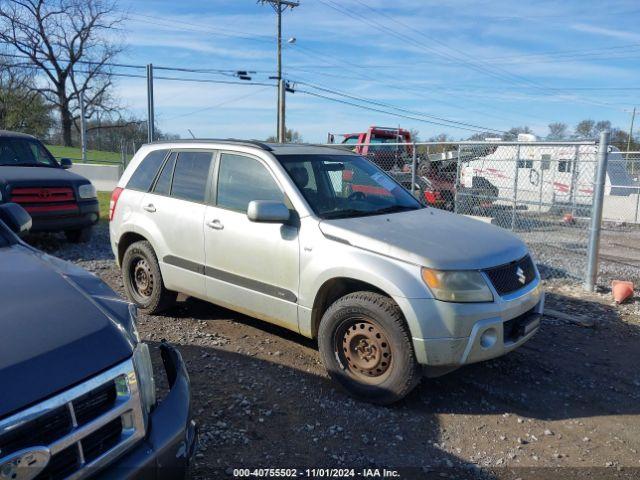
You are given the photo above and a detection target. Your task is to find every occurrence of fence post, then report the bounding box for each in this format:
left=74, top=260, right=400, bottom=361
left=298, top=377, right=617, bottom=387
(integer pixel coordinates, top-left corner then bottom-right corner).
left=511, top=145, right=520, bottom=231
left=584, top=131, right=610, bottom=292
left=454, top=144, right=462, bottom=214
left=79, top=91, right=87, bottom=163
left=411, top=141, right=417, bottom=196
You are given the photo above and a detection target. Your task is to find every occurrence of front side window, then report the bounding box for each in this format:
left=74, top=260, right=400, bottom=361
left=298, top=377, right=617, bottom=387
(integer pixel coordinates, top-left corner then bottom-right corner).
left=277, top=154, right=422, bottom=219
left=127, top=149, right=168, bottom=191
left=558, top=160, right=572, bottom=173
left=0, top=138, right=57, bottom=167
left=170, top=151, right=213, bottom=203
left=216, top=153, right=284, bottom=212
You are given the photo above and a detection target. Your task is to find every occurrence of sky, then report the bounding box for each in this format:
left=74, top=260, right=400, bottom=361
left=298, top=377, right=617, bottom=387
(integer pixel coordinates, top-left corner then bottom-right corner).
left=111, top=0, right=640, bottom=142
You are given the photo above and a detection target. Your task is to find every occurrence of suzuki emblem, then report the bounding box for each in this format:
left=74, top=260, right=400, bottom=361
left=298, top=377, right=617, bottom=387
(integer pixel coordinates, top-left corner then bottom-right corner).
left=0, top=447, right=51, bottom=480
left=516, top=267, right=526, bottom=284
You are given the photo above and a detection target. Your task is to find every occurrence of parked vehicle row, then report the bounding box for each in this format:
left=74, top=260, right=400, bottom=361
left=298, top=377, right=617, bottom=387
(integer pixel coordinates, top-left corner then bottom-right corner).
left=110, top=140, right=544, bottom=405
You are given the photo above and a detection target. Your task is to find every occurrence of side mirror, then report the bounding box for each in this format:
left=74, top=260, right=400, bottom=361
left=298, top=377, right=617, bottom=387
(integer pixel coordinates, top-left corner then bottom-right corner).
left=0, top=203, right=32, bottom=235
left=247, top=200, right=290, bottom=223
left=60, top=158, right=73, bottom=169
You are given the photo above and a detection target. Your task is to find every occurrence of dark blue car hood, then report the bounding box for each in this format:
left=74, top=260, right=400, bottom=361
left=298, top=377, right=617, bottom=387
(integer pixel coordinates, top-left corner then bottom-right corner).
left=0, top=165, right=89, bottom=187
left=0, top=244, right=135, bottom=419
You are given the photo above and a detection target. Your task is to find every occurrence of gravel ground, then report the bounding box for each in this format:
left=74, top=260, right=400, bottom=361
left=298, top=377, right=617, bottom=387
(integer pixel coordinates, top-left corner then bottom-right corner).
left=30, top=223, right=640, bottom=479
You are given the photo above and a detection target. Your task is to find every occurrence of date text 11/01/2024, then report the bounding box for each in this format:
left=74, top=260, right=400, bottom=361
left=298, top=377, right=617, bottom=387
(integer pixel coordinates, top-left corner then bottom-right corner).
left=233, top=468, right=401, bottom=478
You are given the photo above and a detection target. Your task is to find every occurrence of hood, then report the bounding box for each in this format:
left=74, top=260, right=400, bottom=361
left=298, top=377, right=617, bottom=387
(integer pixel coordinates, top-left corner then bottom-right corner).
left=0, top=244, right=135, bottom=419
left=319, top=208, right=528, bottom=270
left=0, top=165, right=89, bottom=187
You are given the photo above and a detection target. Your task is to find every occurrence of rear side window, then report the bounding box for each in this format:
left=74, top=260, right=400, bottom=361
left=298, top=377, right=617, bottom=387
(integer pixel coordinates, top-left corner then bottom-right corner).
left=170, top=152, right=213, bottom=203
left=127, top=149, right=168, bottom=191
left=153, top=152, right=177, bottom=196
left=216, top=153, right=283, bottom=212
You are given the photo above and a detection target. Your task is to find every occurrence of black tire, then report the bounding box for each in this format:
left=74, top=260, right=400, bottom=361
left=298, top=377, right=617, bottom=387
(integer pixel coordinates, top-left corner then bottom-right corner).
left=122, top=240, right=176, bottom=314
left=64, top=226, right=92, bottom=243
left=318, top=291, right=421, bottom=405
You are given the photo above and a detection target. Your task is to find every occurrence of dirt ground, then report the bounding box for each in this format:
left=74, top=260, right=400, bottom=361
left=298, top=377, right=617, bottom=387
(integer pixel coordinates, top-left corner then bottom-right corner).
left=35, top=225, right=640, bottom=479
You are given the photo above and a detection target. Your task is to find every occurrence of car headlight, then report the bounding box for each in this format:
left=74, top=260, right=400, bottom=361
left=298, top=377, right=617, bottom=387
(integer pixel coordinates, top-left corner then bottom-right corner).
left=78, top=183, right=97, bottom=199
left=132, top=343, right=156, bottom=415
left=421, top=267, right=494, bottom=303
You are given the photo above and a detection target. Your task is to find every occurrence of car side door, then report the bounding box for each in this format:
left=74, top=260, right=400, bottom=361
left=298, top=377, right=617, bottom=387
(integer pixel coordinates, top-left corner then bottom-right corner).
left=203, top=151, right=300, bottom=332
left=140, top=150, right=215, bottom=299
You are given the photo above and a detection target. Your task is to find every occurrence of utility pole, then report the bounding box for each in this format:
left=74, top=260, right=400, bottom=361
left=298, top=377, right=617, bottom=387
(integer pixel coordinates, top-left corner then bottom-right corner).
left=146, top=64, right=155, bottom=143
left=259, top=0, right=299, bottom=142
left=627, top=107, right=636, bottom=174
left=79, top=91, right=87, bottom=162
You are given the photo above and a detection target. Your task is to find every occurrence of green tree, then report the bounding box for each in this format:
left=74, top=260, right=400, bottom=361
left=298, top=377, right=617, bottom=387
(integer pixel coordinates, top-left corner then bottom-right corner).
left=266, top=129, right=303, bottom=143
left=0, top=58, right=52, bottom=137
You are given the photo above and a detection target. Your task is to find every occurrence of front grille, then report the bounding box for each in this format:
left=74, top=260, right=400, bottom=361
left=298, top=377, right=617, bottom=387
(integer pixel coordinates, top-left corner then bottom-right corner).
left=9, top=186, right=78, bottom=215
left=484, top=255, right=536, bottom=296
left=0, top=360, right=145, bottom=480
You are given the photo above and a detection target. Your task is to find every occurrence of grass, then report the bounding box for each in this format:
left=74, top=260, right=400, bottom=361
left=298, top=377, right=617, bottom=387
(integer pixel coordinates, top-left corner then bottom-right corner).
left=97, top=191, right=111, bottom=221
left=46, top=145, right=132, bottom=165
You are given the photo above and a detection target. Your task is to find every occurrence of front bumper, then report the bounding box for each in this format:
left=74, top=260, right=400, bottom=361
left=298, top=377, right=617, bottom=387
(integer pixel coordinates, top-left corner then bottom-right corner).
left=397, top=278, right=544, bottom=367
left=29, top=199, right=100, bottom=232
left=97, top=344, right=198, bottom=480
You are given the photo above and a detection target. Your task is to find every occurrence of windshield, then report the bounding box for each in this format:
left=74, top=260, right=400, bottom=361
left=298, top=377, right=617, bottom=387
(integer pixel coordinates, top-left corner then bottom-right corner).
left=0, top=138, right=58, bottom=167
left=277, top=154, right=422, bottom=219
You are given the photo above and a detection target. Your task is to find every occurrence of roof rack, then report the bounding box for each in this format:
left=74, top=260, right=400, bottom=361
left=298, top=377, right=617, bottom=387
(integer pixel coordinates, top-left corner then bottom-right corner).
left=148, top=138, right=274, bottom=151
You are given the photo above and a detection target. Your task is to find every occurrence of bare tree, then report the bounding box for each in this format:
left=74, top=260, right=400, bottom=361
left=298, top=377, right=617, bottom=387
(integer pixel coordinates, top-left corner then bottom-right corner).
left=547, top=122, right=568, bottom=140
left=0, top=0, right=125, bottom=146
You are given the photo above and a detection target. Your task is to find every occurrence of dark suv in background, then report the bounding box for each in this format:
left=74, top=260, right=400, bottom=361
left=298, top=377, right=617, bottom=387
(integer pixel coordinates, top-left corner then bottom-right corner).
left=0, top=131, right=99, bottom=242
left=0, top=203, right=197, bottom=479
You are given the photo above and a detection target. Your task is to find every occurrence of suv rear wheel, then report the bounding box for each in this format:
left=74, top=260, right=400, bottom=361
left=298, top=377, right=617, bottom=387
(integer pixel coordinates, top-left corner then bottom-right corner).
left=318, top=291, right=421, bottom=405
left=122, top=240, right=176, bottom=314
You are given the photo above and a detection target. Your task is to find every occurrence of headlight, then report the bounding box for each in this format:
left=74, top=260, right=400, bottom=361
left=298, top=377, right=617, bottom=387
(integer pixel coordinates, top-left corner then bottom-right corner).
left=78, top=183, right=97, bottom=199
left=421, top=267, right=493, bottom=303
left=132, top=343, right=156, bottom=414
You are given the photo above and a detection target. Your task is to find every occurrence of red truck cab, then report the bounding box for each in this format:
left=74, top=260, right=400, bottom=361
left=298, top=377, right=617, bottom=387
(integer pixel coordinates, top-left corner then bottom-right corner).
left=330, top=126, right=413, bottom=171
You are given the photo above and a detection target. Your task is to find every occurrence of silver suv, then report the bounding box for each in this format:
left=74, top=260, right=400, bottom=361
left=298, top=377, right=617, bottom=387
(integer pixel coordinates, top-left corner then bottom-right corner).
left=109, top=140, right=544, bottom=404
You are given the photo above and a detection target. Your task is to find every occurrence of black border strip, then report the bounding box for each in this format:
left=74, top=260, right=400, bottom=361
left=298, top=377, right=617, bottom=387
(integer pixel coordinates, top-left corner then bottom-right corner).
left=163, top=255, right=297, bottom=303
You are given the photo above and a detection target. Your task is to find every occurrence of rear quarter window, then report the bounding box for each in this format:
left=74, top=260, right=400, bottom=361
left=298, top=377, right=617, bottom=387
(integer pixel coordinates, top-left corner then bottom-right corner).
left=126, top=149, right=169, bottom=191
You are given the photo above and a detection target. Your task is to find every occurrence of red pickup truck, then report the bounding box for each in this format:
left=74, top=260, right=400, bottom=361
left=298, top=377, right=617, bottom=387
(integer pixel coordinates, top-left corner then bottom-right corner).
left=328, top=126, right=456, bottom=210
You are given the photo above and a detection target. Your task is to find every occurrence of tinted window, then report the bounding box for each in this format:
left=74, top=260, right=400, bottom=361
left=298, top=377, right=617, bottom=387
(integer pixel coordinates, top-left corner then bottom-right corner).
left=153, top=152, right=176, bottom=196
left=170, top=151, right=213, bottom=202
left=127, top=149, right=168, bottom=191
left=217, top=154, right=284, bottom=212
left=0, top=138, right=57, bottom=166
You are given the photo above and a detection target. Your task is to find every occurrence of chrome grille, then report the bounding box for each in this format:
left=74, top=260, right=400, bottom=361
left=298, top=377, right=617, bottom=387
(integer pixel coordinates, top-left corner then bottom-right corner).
left=0, top=360, right=145, bottom=480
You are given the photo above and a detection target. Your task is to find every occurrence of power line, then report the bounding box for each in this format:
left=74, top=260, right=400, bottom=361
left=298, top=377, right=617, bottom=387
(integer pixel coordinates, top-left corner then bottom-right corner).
left=162, top=86, right=273, bottom=120
left=294, top=80, right=506, bottom=134
left=295, top=89, right=500, bottom=134
left=322, top=0, right=624, bottom=112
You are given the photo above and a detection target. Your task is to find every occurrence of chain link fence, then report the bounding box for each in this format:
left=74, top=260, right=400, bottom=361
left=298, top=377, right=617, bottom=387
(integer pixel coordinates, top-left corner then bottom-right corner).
left=325, top=139, right=640, bottom=286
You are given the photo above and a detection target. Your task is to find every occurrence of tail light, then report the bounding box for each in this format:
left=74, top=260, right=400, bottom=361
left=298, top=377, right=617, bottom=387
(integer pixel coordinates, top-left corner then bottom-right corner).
left=424, top=189, right=442, bottom=205
left=109, top=187, right=123, bottom=221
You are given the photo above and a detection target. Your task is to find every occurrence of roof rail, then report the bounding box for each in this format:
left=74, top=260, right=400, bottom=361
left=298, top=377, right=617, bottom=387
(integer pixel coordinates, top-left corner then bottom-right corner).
left=148, top=138, right=274, bottom=151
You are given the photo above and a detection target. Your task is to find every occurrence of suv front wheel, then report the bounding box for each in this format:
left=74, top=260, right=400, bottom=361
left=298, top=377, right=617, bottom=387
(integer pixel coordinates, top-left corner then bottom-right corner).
left=318, top=291, right=421, bottom=405
left=122, top=240, right=176, bottom=314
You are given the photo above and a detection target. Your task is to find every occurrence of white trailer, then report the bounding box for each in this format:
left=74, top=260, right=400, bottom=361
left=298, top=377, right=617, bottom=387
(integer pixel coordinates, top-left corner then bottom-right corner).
left=461, top=134, right=637, bottom=212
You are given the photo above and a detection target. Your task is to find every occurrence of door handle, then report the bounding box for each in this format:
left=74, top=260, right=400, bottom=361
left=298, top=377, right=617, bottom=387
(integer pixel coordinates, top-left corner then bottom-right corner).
left=207, top=219, right=224, bottom=230
left=143, top=203, right=156, bottom=213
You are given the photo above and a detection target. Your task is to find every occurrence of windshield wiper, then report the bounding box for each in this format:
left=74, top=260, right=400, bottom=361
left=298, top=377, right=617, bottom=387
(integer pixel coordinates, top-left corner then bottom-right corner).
left=322, top=209, right=371, bottom=219
left=366, top=205, right=422, bottom=216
